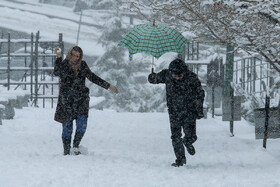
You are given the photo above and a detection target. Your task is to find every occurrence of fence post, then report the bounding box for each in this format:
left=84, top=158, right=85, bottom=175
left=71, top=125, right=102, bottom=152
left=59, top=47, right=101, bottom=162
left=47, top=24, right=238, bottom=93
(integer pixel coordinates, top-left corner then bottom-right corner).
left=7, top=33, right=11, bottom=90
left=269, top=64, right=274, bottom=91
left=34, top=31, right=39, bottom=107
left=253, top=57, right=256, bottom=93
left=260, top=59, right=263, bottom=94
left=24, top=42, right=27, bottom=90
left=30, top=33, right=34, bottom=101
left=196, top=42, right=199, bottom=60
left=59, top=33, right=64, bottom=57
left=187, top=42, right=190, bottom=60
left=191, top=42, right=194, bottom=60
left=246, top=59, right=249, bottom=92
left=212, top=85, right=215, bottom=118
left=249, top=58, right=253, bottom=93
left=263, top=95, right=270, bottom=148
left=0, top=30, right=3, bottom=52
left=241, top=59, right=245, bottom=90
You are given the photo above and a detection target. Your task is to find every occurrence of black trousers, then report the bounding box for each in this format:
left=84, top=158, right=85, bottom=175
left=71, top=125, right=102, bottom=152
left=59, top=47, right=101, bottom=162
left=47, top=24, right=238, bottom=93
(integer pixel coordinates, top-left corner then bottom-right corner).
left=169, top=111, right=197, bottom=160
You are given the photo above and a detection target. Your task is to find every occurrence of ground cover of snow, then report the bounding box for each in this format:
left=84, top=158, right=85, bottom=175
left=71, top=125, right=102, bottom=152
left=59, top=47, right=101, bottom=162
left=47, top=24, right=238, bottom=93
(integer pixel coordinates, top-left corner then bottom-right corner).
left=0, top=106, right=279, bottom=187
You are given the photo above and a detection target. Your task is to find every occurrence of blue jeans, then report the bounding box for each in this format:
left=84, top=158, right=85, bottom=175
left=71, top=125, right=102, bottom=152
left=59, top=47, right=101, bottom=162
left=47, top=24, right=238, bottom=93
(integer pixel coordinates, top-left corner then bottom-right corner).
left=62, top=115, right=88, bottom=139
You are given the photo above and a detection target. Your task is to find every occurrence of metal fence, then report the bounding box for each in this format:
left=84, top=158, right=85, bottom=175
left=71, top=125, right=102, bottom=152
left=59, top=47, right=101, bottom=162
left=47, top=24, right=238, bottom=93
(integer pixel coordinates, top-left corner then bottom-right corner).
left=0, top=31, right=64, bottom=108
left=181, top=41, right=204, bottom=76
left=233, top=56, right=279, bottom=98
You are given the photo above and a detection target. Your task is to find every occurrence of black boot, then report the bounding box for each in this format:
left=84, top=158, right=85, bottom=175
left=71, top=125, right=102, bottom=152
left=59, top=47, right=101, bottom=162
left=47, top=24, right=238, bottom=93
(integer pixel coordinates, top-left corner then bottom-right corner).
left=185, top=144, right=195, bottom=155
left=62, top=138, right=71, bottom=155
left=183, top=136, right=197, bottom=156
left=171, top=157, right=187, bottom=167
left=73, top=132, right=85, bottom=155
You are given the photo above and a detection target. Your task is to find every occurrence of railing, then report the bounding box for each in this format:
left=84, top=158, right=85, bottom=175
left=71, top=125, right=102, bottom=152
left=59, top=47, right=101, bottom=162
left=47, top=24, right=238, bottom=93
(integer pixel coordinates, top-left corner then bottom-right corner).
left=0, top=31, right=64, bottom=108
left=233, top=56, right=280, bottom=108
left=233, top=56, right=278, bottom=96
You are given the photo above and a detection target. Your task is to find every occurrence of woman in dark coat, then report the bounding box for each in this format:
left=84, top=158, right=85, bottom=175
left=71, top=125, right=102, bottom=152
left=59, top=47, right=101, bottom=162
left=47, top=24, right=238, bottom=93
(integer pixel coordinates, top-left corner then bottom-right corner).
left=54, top=46, right=118, bottom=155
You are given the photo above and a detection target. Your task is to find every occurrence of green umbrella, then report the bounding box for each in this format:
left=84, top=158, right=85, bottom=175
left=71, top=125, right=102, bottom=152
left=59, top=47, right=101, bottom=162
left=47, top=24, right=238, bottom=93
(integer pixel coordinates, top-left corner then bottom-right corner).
left=119, top=22, right=188, bottom=59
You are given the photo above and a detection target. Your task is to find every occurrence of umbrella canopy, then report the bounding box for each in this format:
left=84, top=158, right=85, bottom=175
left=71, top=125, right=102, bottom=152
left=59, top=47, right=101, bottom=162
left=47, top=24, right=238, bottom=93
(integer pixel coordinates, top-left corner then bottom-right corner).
left=119, top=23, right=188, bottom=59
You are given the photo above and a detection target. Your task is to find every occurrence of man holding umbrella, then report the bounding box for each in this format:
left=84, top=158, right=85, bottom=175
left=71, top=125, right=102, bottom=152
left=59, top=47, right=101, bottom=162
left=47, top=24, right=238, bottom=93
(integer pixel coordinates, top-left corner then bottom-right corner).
left=148, top=58, right=205, bottom=167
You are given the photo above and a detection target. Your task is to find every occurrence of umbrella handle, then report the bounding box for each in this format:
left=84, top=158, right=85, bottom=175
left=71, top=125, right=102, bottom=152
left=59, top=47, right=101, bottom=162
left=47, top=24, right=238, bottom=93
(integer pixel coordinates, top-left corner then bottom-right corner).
left=151, top=68, right=154, bottom=73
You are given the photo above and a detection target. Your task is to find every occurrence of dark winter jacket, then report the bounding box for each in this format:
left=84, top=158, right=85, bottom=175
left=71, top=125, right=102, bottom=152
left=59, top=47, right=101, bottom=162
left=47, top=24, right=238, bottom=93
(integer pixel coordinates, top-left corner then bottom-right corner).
left=54, top=57, right=110, bottom=124
left=148, top=68, right=205, bottom=119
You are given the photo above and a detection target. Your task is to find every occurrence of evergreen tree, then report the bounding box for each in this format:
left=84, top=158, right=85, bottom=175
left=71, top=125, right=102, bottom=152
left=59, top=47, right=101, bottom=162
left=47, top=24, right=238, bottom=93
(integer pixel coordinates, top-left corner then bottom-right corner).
left=89, top=16, right=167, bottom=111
left=88, top=1, right=169, bottom=112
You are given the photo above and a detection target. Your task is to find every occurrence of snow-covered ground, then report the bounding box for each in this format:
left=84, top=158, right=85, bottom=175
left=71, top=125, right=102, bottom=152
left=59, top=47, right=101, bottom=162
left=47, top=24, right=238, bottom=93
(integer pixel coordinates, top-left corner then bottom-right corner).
left=0, top=105, right=280, bottom=187
left=0, top=1, right=280, bottom=186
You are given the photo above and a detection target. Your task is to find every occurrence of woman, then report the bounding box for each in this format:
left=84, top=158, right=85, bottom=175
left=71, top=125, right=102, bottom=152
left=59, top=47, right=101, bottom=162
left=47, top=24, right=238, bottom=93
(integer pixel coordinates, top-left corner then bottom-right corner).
left=54, top=46, right=118, bottom=155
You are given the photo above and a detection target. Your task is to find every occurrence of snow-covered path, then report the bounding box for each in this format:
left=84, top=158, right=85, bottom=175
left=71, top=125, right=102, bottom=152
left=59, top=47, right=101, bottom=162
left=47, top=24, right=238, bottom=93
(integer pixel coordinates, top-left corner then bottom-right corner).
left=0, top=107, right=279, bottom=187
left=0, top=0, right=279, bottom=186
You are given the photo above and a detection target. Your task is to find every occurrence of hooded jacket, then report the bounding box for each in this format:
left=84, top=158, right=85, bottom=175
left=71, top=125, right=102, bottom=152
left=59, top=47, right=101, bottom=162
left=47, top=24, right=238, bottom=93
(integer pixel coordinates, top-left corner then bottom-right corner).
left=148, top=59, right=205, bottom=119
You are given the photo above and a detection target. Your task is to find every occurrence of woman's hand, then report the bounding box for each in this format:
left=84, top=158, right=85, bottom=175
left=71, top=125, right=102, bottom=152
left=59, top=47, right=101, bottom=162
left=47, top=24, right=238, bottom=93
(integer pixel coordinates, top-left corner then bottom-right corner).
left=109, top=85, right=119, bottom=94
left=54, top=47, right=62, bottom=58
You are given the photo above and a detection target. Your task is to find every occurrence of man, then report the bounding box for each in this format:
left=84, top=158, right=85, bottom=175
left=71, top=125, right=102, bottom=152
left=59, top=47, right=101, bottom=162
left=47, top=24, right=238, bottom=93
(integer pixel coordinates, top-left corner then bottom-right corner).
left=148, top=58, right=205, bottom=167
left=54, top=46, right=118, bottom=155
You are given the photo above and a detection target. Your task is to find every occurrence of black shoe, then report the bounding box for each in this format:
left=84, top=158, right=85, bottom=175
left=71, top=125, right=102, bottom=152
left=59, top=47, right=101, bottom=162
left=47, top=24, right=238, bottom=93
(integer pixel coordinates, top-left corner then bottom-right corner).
left=186, top=144, right=195, bottom=155
left=171, top=158, right=186, bottom=167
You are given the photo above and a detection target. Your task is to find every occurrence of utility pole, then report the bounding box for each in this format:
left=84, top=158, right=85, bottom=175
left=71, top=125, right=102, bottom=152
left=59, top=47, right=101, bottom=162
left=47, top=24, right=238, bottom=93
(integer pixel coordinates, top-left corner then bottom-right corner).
left=76, top=10, right=83, bottom=45
left=73, top=0, right=88, bottom=45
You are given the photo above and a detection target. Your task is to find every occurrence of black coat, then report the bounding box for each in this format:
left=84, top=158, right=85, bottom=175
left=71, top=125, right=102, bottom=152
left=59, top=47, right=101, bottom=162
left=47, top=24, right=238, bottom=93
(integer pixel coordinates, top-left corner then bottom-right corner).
left=148, top=69, right=205, bottom=119
left=54, top=57, right=110, bottom=124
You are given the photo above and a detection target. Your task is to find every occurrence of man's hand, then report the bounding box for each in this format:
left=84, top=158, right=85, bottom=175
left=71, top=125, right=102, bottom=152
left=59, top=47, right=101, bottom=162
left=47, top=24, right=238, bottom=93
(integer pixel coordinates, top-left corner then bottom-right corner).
left=109, top=85, right=119, bottom=94
left=196, top=111, right=204, bottom=119
left=54, top=47, right=62, bottom=58
left=148, top=73, right=157, bottom=83
left=196, top=101, right=204, bottom=119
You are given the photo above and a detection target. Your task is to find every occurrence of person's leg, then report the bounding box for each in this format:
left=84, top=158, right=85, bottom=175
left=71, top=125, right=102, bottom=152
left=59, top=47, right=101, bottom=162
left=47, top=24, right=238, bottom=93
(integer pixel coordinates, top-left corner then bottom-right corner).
left=182, top=118, right=197, bottom=155
left=73, top=115, right=88, bottom=154
left=62, top=119, right=74, bottom=155
left=169, top=112, right=186, bottom=166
